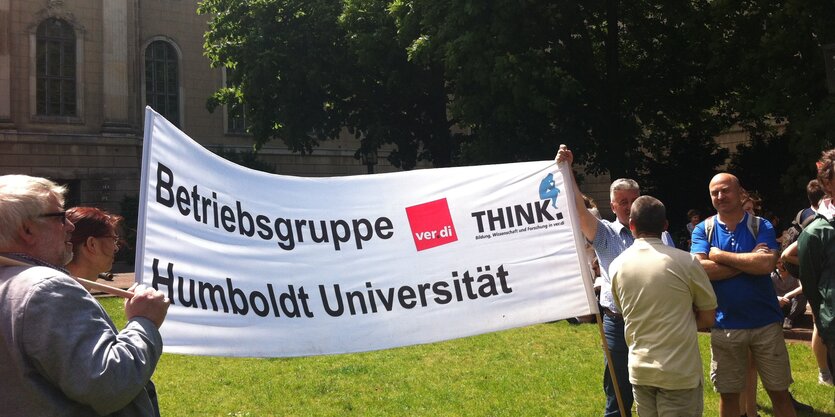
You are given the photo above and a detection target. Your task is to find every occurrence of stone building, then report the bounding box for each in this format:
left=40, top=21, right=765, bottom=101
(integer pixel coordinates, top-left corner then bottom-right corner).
left=0, top=0, right=390, bottom=212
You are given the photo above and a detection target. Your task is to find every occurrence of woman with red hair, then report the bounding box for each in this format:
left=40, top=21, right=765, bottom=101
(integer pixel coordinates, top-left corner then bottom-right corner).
left=66, top=207, right=123, bottom=281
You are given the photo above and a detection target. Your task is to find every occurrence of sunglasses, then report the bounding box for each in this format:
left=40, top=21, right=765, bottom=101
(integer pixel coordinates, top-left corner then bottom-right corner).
left=39, top=211, right=68, bottom=225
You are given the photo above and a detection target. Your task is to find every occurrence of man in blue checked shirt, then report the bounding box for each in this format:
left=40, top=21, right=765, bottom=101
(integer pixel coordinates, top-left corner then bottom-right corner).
left=556, top=145, right=675, bottom=417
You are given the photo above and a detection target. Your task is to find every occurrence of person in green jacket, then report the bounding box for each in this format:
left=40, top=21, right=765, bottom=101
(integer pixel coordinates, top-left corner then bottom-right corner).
left=798, top=149, right=835, bottom=370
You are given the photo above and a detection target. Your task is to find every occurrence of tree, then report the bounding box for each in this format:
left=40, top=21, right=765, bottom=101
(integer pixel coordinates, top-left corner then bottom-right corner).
left=200, top=0, right=353, bottom=155
left=211, top=146, right=277, bottom=173
left=340, top=0, right=457, bottom=168
left=727, top=136, right=805, bottom=229
left=199, top=0, right=458, bottom=169
left=387, top=0, right=835, bottom=230
left=393, top=0, right=731, bottom=227
left=715, top=0, right=835, bottom=225
left=390, top=0, right=596, bottom=167
left=200, top=0, right=733, bottom=180
left=206, top=0, right=835, bottom=234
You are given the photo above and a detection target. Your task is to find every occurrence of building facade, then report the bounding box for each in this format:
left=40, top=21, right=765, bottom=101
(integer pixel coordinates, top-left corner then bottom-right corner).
left=0, top=0, right=389, bottom=212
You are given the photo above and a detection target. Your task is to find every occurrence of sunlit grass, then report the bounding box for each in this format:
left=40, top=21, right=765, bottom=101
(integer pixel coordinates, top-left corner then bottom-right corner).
left=100, top=298, right=834, bottom=416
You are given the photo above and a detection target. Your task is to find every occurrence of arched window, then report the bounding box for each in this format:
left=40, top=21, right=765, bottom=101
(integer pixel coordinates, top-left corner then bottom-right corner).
left=145, top=40, right=180, bottom=127
left=36, top=18, right=76, bottom=117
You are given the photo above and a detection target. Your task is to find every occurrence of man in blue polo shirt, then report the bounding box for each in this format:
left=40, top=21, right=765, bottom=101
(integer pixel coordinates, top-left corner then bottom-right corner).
left=557, top=145, right=675, bottom=417
left=691, top=173, right=796, bottom=417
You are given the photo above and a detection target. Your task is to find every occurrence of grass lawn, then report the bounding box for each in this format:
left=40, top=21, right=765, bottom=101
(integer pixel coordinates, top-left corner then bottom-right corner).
left=101, top=298, right=835, bottom=416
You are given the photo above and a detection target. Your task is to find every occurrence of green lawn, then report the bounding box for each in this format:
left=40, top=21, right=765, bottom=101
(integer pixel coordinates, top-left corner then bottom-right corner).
left=101, top=298, right=835, bottom=416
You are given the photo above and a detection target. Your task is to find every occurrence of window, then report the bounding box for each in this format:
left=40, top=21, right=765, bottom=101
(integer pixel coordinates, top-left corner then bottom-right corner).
left=145, top=40, right=180, bottom=127
left=228, top=102, right=249, bottom=134
left=225, top=68, right=249, bottom=134
left=36, top=18, right=76, bottom=117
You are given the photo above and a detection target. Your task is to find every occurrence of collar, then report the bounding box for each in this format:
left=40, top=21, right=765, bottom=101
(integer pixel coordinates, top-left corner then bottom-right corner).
left=0, top=252, right=69, bottom=275
left=715, top=211, right=749, bottom=230
left=818, top=198, right=835, bottom=221
left=610, top=219, right=631, bottom=235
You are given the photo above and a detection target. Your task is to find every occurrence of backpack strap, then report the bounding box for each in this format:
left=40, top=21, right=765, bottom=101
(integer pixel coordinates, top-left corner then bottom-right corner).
left=794, top=209, right=805, bottom=226
left=800, top=210, right=817, bottom=229
left=791, top=208, right=815, bottom=230
left=705, top=214, right=760, bottom=244
left=705, top=216, right=715, bottom=243
left=746, top=214, right=759, bottom=239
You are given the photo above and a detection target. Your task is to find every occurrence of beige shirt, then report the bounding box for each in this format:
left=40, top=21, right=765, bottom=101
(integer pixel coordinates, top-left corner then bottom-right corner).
left=611, top=238, right=717, bottom=389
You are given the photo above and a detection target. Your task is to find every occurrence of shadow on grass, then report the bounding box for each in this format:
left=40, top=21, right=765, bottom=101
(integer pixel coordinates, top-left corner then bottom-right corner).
left=758, top=405, right=835, bottom=417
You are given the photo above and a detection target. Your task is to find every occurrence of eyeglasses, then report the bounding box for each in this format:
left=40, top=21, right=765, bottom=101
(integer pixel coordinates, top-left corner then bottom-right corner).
left=100, top=234, right=120, bottom=248
left=39, top=211, right=68, bottom=225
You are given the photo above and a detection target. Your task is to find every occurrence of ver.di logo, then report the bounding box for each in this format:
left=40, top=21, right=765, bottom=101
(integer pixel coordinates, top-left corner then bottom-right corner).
left=405, top=198, right=458, bottom=251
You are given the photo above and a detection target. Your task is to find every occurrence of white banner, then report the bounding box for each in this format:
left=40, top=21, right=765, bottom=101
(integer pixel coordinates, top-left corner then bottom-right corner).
left=136, top=107, right=597, bottom=357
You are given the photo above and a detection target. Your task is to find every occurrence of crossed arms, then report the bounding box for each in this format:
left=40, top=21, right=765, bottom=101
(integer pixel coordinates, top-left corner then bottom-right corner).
left=695, top=243, right=777, bottom=281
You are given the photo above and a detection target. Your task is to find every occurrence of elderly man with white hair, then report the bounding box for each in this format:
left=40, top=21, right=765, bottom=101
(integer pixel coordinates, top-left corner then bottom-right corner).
left=0, top=174, right=170, bottom=416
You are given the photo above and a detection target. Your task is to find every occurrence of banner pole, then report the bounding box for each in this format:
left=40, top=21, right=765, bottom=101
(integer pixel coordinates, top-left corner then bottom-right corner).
left=556, top=157, right=625, bottom=414
left=134, top=106, right=157, bottom=287
left=0, top=254, right=134, bottom=298
left=596, top=311, right=627, bottom=417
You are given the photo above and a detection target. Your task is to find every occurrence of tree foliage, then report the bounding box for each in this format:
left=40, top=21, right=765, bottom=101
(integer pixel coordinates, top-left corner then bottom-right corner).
left=339, top=0, right=456, bottom=168
left=199, top=0, right=456, bottom=169
left=200, top=0, right=351, bottom=154
left=198, top=0, right=835, bottom=228
left=714, top=0, right=835, bottom=226
left=211, top=146, right=277, bottom=173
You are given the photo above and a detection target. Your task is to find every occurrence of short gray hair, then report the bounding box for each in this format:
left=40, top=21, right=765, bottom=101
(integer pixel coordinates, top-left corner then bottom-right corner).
left=0, top=175, right=67, bottom=247
left=610, top=178, right=640, bottom=201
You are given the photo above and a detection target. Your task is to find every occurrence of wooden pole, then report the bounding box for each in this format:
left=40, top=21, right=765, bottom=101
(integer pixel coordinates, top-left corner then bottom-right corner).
left=596, top=310, right=627, bottom=417
left=74, top=275, right=135, bottom=299
left=0, top=254, right=134, bottom=299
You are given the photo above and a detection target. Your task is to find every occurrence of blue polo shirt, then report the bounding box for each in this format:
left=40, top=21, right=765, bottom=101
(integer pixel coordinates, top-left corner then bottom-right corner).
left=690, top=213, right=783, bottom=329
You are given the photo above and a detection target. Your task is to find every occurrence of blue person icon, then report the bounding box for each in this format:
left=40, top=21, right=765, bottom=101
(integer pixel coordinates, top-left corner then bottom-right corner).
left=539, top=173, right=560, bottom=208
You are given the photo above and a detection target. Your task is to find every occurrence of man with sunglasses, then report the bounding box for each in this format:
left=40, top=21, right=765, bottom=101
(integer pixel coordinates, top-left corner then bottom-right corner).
left=0, top=175, right=170, bottom=416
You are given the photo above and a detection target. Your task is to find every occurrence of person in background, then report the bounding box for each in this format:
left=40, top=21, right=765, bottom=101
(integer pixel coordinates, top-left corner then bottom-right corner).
left=798, top=149, right=835, bottom=391
left=771, top=259, right=806, bottom=330
left=686, top=209, right=701, bottom=249
left=728, top=187, right=768, bottom=416
left=0, top=174, right=169, bottom=416
left=741, top=190, right=762, bottom=216
left=730, top=187, right=811, bottom=416
left=687, top=209, right=701, bottom=235
left=66, top=207, right=123, bottom=282
left=781, top=178, right=832, bottom=385
left=66, top=207, right=165, bottom=415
